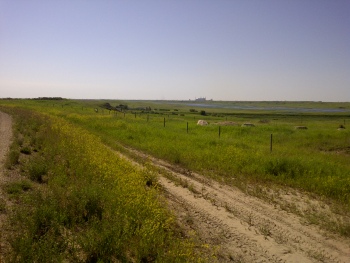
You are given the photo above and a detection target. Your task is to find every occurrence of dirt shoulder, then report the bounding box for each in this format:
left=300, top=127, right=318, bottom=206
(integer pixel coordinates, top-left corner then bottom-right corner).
left=120, top=145, right=350, bottom=263
left=0, top=111, right=12, bottom=182
left=0, top=111, right=13, bottom=261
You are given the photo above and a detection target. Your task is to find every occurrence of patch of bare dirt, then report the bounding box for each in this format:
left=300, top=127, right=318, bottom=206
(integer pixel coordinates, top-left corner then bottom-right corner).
left=119, top=145, right=350, bottom=263
left=0, top=111, right=13, bottom=261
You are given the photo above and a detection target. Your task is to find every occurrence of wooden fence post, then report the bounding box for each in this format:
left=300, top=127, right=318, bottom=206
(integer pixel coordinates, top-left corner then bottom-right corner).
left=270, top=134, right=273, bottom=153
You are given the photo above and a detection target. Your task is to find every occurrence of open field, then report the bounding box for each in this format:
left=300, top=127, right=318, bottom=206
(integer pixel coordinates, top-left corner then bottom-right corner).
left=1, top=99, right=350, bottom=262
left=7, top=99, right=349, bottom=203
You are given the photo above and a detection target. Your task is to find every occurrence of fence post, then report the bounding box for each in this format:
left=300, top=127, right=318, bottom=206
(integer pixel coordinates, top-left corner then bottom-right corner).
left=219, top=126, right=221, bottom=138
left=270, top=134, right=273, bottom=153
left=187, top=122, right=188, bottom=133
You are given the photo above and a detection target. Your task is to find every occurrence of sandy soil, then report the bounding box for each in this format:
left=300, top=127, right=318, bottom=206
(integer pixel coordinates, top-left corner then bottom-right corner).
left=121, top=146, right=350, bottom=263
left=0, top=111, right=13, bottom=261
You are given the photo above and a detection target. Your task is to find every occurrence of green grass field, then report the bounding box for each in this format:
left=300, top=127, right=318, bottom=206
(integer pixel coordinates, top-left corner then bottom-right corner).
left=2, top=99, right=350, bottom=205
left=1, top=98, right=350, bottom=260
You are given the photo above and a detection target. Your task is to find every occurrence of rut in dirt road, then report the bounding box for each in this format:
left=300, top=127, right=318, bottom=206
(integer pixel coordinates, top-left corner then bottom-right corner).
left=121, top=146, right=350, bottom=263
left=0, top=111, right=13, bottom=261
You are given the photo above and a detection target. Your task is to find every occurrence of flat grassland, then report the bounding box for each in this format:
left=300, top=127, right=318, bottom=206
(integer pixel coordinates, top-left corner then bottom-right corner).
left=39, top=99, right=350, bottom=205
left=1, top=99, right=350, bottom=262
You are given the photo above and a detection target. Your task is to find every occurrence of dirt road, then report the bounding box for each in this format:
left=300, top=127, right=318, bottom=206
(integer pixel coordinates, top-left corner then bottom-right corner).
left=0, top=111, right=13, bottom=261
left=0, top=112, right=12, bottom=176
left=122, top=146, right=350, bottom=263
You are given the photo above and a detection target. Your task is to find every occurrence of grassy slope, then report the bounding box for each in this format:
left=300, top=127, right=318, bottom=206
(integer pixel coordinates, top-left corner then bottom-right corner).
left=1, top=106, right=207, bottom=262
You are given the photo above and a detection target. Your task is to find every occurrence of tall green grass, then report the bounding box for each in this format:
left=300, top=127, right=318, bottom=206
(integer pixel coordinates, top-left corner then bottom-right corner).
left=1, top=107, right=207, bottom=262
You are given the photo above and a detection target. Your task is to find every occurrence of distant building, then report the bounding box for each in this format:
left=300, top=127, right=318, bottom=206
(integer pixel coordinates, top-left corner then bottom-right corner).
left=195, top=97, right=206, bottom=101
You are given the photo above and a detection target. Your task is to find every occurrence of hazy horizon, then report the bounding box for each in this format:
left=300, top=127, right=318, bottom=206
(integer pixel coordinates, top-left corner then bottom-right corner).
left=1, top=1, right=349, bottom=102
left=3, top=97, right=350, bottom=104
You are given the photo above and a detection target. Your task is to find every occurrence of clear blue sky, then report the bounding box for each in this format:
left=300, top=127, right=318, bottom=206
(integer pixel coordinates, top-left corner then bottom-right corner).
left=1, top=0, right=349, bottom=101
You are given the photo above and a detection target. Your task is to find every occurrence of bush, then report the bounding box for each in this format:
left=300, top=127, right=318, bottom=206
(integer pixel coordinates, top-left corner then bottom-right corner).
left=28, top=160, right=47, bottom=183
left=20, top=146, right=31, bottom=155
left=5, top=180, right=32, bottom=195
left=5, top=149, right=20, bottom=168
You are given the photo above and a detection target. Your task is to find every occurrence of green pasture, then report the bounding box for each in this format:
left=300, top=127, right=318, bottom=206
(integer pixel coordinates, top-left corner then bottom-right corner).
left=2, top=99, right=349, bottom=207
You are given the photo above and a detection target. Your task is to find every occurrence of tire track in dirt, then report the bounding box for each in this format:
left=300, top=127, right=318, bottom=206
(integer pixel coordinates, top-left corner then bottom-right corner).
left=120, top=145, right=350, bottom=263
left=0, top=111, right=13, bottom=262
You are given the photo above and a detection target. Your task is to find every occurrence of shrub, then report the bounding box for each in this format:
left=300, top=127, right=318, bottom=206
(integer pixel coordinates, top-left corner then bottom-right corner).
left=20, top=146, right=31, bottom=155
left=5, top=180, right=32, bottom=195
left=28, top=160, right=47, bottom=183
left=5, top=149, right=20, bottom=168
left=17, top=135, right=24, bottom=147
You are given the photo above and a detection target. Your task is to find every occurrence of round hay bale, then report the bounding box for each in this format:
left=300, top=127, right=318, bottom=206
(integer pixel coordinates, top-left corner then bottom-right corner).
left=197, top=120, right=208, bottom=126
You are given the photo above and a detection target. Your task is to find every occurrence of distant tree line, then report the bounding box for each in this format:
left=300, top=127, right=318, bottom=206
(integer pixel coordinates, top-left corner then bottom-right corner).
left=101, top=102, right=152, bottom=112
left=33, top=97, right=65, bottom=100
left=1, top=97, right=65, bottom=100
